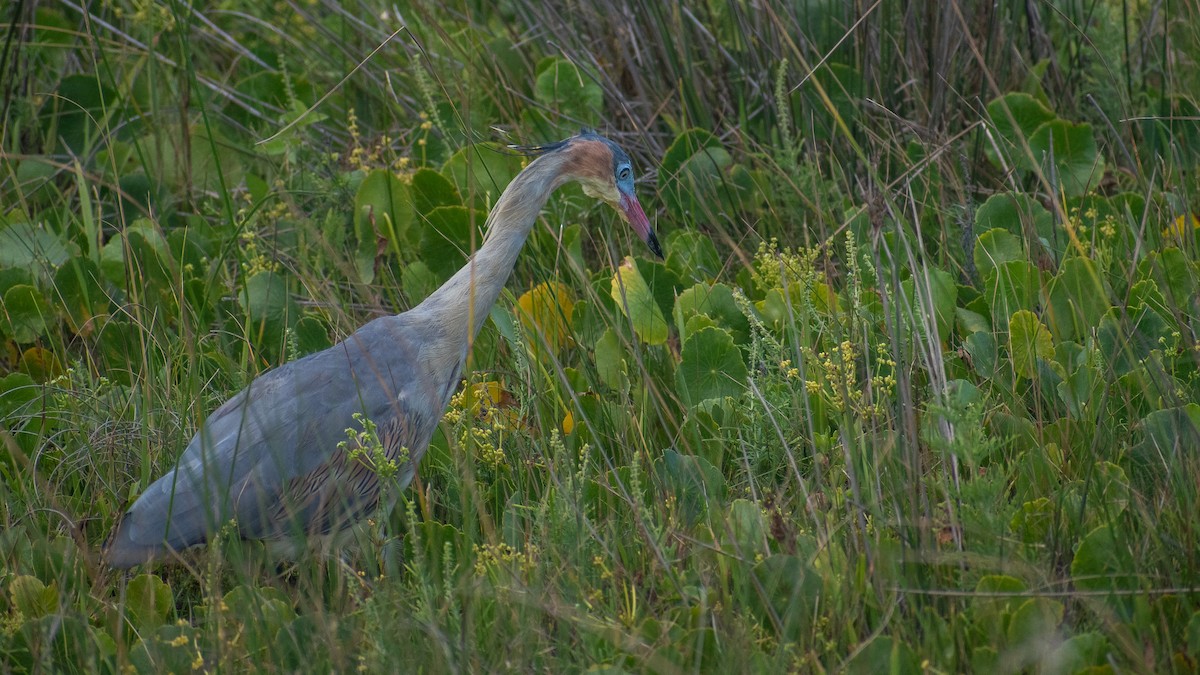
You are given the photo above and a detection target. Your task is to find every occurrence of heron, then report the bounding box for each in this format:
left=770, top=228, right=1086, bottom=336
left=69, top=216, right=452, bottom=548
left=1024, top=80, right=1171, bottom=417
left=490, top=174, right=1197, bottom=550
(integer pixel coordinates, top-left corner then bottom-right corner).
left=103, top=131, right=661, bottom=567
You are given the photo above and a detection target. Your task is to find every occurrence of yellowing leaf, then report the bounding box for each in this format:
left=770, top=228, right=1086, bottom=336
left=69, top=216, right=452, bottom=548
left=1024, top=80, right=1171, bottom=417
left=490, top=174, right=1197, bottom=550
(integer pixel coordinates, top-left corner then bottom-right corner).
left=516, top=281, right=575, bottom=354
left=1164, top=214, right=1200, bottom=243
left=611, top=257, right=667, bottom=345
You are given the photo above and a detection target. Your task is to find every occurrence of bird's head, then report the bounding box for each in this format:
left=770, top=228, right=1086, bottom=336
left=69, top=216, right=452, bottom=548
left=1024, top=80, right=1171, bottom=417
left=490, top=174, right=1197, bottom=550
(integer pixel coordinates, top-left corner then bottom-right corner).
left=517, top=131, right=663, bottom=259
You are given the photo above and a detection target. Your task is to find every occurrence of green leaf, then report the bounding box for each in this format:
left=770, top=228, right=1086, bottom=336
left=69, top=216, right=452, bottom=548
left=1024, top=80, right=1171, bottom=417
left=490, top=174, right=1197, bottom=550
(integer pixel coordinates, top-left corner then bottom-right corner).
left=965, top=331, right=998, bottom=379
left=239, top=271, right=295, bottom=328
left=974, top=192, right=1057, bottom=260
left=746, top=555, right=822, bottom=636
left=9, top=575, right=58, bottom=618
left=1028, top=119, right=1104, bottom=197
left=1045, top=632, right=1112, bottom=674
left=48, top=74, right=117, bottom=154
left=2, top=285, right=52, bottom=343
left=533, top=58, right=603, bottom=127
left=419, top=206, right=482, bottom=279
left=1072, top=524, right=1136, bottom=593
left=354, top=169, right=413, bottom=283
left=673, top=282, right=750, bottom=345
left=0, top=221, right=78, bottom=273
left=676, top=326, right=747, bottom=406
left=1009, top=310, right=1052, bottom=379
left=1046, top=257, right=1111, bottom=341
left=1097, top=304, right=1172, bottom=376
left=0, top=372, right=39, bottom=420
left=901, top=267, right=957, bottom=341
left=52, top=257, right=107, bottom=333
left=1006, top=598, right=1064, bottom=647
left=1089, top=461, right=1130, bottom=519
left=1138, top=247, right=1198, bottom=301
left=984, top=92, right=1056, bottom=167
left=973, top=228, right=1024, bottom=280
left=594, top=328, right=629, bottom=393
left=659, top=129, right=755, bottom=222
left=611, top=257, right=667, bottom=345
left=1010, top=497, right=1054, bottom=544
left=789, top=63, right=863, bottom=142
left=654, top=449, right=727, bottom=525
left=443, top=143, right=523, bottom=208
left=222, top=585, right=296, bottom=640
left=726, top=499, right=770, bottom=559
left=845, top=637, right=920, bottom=675
left=411, top=168, right=461, bottom=214
left=291, top=315, right=332, bottom=357
left=1131, top=405, right=1200, bottom=479
left=984, top=260, right=1040, bottom=331
left=401, top=260, right=438, bottom=305
left=126, top=574, right=173, bottom=630
left=664, top=230, right=722, bottom=282
left=972, top=574, right=1027, bottom=627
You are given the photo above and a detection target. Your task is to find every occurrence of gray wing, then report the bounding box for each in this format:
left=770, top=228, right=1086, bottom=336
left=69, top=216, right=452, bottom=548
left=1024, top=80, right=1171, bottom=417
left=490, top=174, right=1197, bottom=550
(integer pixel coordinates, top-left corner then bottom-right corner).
left=104, top=314, right=458, bottom=567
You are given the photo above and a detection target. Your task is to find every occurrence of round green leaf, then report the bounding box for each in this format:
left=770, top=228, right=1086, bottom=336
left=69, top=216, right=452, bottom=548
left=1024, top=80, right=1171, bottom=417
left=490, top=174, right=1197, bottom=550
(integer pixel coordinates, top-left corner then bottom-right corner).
left=664, top=230, right=721, bottom=282
left=1006, top=598, right=1064, bottom=648
left=673, top=282, right=750, bottom=345
left=0, top=372, right=39, bottom=420
left=984, top=92, right=1056, bottom=167
left=442, top=143, right=523, bottom=208
left=676, top=326, right=747, bottom=406
left=746, top=555, right=822, bottom=636
left=419, top=206, right=482, bottom=278
left=53, top=257, right=107, bottom=333
left=411, top=168, right=461, bottom=215
left=1028, top=119, right=1103, bottom=197
left=975, top=192, right=1057, bottom=259
left=292, top=314, right=332, bottom=356
left=239, top=271, right=294, bottom=326
left=659, top=129, right=755, bottom=221
left=126, top=574, right=173, bottom=630
left=533, top=57, right=603, bottom=126
left=9, top=575, right=58, bottom=618
left=973, top=228, right=1024, bottom=280
left=901, top=267, right=957, bottom=341
left=0, top=221, right=78, bottom=273
left=3, top=284, right=52, bottom=343
left=1046, top=257, right=1111, bottom=341
left=1071, top=524, right=1136, bottom=592
left=654, top=449, right=727, bottom=525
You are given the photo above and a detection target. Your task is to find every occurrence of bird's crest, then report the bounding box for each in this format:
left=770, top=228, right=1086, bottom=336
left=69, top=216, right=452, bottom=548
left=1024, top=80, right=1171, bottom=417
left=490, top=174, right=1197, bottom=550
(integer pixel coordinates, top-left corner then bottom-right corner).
left=507, top=129, right=600, bottom=157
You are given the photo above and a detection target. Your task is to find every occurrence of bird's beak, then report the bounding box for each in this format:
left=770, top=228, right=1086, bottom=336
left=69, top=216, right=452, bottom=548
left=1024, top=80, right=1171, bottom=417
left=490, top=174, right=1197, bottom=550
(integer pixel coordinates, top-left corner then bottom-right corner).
left=619, top=190, right=663, bottom=259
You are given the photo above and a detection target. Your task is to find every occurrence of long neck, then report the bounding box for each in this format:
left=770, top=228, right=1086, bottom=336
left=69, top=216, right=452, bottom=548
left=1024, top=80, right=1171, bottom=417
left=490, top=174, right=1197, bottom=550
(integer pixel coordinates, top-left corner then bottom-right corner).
left=418, top=152, right=569, bottom=345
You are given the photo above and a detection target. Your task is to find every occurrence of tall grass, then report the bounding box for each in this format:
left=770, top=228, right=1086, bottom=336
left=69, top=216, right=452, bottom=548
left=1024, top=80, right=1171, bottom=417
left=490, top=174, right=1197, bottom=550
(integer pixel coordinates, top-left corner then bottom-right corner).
left=1, top=0, right=1198, bottom=671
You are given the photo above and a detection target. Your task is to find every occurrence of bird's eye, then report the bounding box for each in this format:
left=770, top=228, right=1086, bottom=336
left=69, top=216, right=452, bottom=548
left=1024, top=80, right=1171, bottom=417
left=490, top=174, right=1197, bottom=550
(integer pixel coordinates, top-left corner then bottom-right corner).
left=618, top=166, right=632, bottom=181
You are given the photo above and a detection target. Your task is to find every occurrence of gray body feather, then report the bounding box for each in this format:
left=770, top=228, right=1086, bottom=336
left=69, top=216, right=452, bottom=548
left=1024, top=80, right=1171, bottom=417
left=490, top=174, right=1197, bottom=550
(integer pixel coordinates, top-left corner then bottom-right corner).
left=104, top=310, right=458, bottom=567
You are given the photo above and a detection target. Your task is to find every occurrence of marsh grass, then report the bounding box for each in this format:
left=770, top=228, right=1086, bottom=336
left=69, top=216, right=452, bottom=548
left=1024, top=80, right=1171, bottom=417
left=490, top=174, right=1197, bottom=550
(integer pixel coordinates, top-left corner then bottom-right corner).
left=1, top=0, right=1199, bottom=671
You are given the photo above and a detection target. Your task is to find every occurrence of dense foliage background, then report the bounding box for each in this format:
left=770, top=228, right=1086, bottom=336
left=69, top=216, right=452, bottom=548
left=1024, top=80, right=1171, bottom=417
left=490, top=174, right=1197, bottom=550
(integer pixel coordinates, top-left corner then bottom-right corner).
left=2, top=0, right=1200, bottom=671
